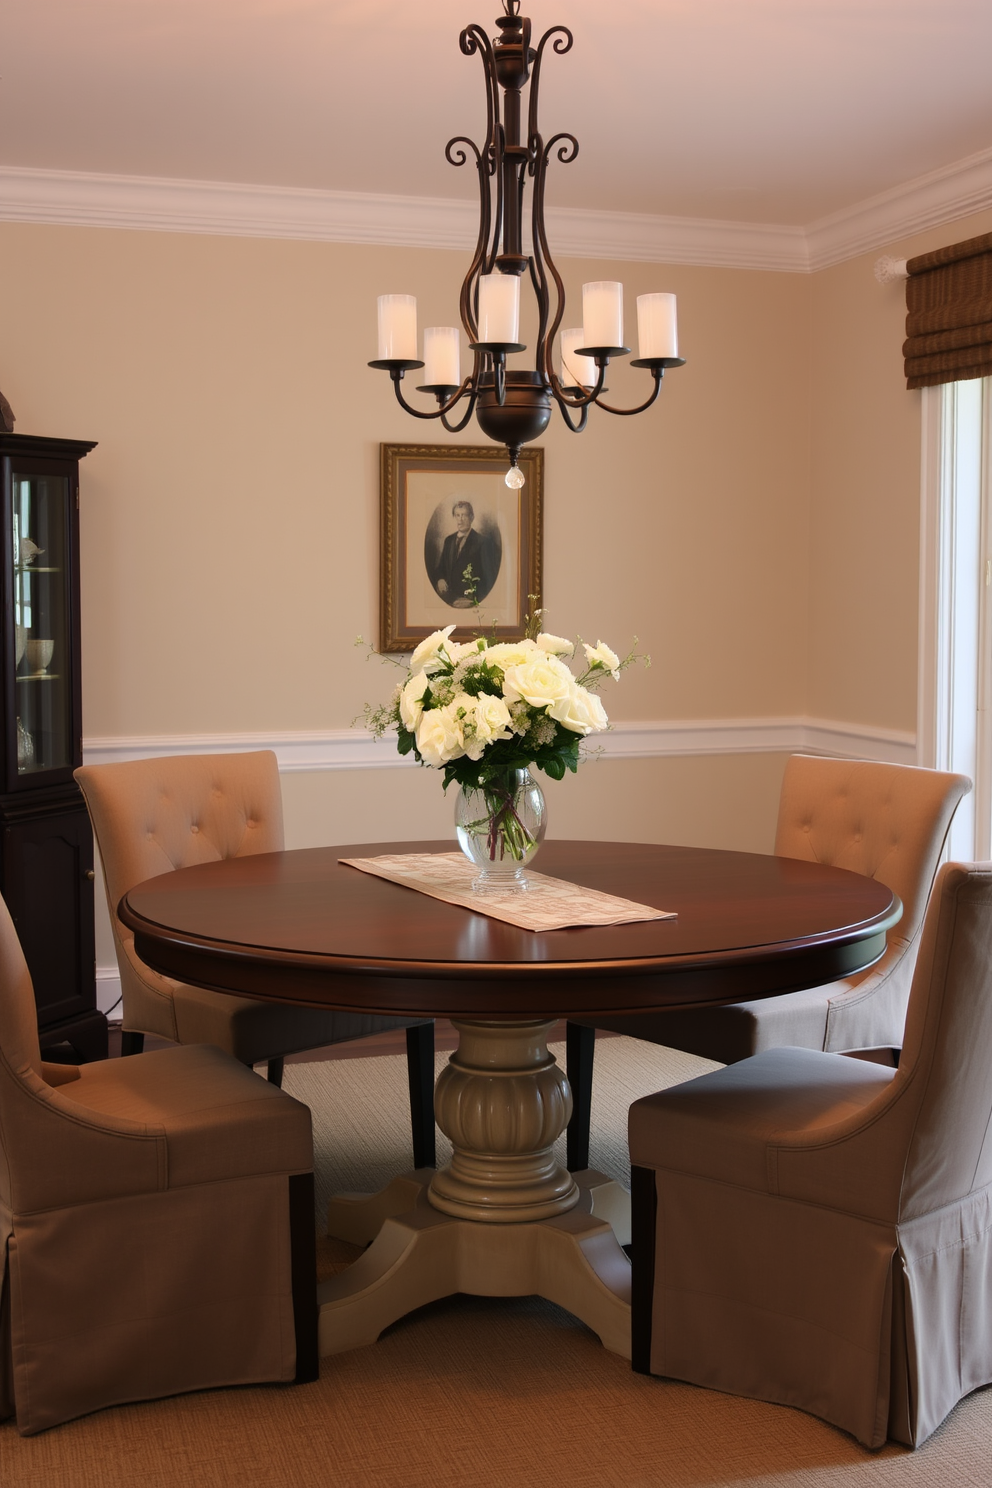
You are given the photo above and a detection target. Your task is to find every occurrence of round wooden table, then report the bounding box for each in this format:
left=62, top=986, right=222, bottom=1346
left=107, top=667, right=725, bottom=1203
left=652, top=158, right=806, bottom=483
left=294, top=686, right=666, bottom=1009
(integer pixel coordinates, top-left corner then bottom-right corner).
left=121, top=839, right=900, bottom=1358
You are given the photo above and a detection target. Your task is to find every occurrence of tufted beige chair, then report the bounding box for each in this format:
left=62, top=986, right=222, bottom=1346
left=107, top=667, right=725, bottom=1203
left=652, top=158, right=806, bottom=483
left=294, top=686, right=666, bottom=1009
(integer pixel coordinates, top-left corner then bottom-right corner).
left=566, top=755, right=970, bottom=1169
left=629, top=860, right=992, bottom=1448
left=75, top=751, right=435, bottom=1166
left=0, top=890, right=317, bottom=1435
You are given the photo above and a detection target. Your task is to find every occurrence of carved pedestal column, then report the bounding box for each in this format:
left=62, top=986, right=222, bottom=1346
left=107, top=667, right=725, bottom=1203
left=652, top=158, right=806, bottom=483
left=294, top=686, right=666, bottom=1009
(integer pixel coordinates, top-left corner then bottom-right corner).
left=430, top=1018, right=578, bottom=1222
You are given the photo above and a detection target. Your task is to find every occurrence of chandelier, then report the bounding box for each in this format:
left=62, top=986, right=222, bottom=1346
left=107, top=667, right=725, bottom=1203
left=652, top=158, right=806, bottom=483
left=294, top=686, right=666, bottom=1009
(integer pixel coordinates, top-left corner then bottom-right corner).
left=369, top=0, right=685, bottom=488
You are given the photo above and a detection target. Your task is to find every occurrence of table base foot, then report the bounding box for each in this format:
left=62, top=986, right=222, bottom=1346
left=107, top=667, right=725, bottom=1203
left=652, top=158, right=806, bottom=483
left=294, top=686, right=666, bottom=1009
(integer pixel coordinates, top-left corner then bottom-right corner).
left=327, top=1170, right=436, bottom=1246
left=318, top=1171, right=632, bottom=1359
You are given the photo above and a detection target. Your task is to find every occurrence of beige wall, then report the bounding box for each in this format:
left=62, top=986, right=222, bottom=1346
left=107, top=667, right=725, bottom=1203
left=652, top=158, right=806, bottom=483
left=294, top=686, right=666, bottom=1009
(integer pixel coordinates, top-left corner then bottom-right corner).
left=0, top=223, right=812, bottom=738
left=808, top=206, right=992, bottom=733
left=6, top=206, right=985, bottom=981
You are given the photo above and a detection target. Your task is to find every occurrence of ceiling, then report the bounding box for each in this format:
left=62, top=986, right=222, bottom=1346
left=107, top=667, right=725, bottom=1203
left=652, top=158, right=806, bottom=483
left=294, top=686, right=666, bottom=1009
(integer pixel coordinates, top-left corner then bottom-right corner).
left=4, top=0, right=992, bottom=228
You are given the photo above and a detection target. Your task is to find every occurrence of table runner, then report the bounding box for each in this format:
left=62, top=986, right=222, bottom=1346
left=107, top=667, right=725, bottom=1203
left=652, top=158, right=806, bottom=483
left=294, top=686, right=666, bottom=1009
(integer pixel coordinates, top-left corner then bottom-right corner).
left=340, top=852, right=676, bottom=932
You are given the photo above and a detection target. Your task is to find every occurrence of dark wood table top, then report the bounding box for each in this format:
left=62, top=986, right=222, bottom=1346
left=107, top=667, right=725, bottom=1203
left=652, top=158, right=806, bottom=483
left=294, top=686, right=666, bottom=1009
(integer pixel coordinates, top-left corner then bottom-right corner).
left=119, top=840, right=901, bottom=1022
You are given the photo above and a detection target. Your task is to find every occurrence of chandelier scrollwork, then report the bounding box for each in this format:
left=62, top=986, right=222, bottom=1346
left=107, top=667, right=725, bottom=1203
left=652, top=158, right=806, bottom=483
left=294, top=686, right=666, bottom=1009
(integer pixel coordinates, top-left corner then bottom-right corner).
left=370, top=2, right=685, bottom=487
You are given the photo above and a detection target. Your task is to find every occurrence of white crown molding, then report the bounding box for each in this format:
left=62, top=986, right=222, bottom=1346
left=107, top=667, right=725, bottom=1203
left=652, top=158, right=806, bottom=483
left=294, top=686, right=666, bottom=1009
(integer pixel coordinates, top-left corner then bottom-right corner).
left=82, top=716, right=917, bottom=772
left=0, top=166, right=479, bottom=251
left=0, top=164, right=808, bottom=271
left=4, top=154, right=992, bottom=272
left=806, top=144, right=992, bottom=272
left=545, top=204, right=808, bottom=271
left=3, top=149, right=992, bottom=274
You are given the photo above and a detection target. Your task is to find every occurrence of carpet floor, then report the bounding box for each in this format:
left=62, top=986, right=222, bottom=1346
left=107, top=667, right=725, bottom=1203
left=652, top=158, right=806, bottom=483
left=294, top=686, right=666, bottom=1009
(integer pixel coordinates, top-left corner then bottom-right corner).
left=2, top=1038, right=990, bottom=1488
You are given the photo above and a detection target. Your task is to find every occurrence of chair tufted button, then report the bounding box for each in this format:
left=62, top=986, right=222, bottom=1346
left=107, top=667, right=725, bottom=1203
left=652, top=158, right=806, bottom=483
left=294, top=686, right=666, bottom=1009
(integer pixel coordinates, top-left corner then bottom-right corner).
left=246, top=818, right=256, bottom=829
left=190, top=824, right=200, bottom=834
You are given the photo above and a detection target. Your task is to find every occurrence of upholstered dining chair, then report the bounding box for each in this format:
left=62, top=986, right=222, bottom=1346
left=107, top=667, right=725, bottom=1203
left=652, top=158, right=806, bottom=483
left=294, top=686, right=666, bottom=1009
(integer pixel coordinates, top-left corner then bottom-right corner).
left=75, top=751, right=436, bottom=1167
left=566, top=754, right=970, bottom=1169
left=629, top=858, right=992, bottom=1449
left=0, top=891, right=317, bottom=1436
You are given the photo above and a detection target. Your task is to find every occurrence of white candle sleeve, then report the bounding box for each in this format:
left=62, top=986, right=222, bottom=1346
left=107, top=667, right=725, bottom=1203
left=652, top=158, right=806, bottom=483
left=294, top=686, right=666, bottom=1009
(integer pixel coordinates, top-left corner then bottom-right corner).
left=377, top=295, right=418, bottom=361
left=477, top=274, right=520, bottom=344
left=582, top=281, right=624, bottom=349
left=423, top=327, right=461, bottom=386
left=636, top=293, right=678, bottom=359
left=560, top=328, right=597, bottom=389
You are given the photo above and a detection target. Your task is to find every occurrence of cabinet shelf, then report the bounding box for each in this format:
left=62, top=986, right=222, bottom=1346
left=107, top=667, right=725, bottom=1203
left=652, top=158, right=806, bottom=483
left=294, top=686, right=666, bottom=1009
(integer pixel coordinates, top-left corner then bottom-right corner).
left=16, top=673, right=62, bottom=682
left=15, top=565, right=61, bottom=574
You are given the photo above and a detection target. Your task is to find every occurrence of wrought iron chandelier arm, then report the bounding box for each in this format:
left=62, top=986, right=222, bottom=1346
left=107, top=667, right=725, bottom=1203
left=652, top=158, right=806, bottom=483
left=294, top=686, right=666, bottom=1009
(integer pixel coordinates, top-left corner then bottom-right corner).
left=532, top=131, right=578, bottom=386
left=594, top=368, right=665, bottom=416
left=440, top=387, right=479, bottom=433
left=455, top=24, right=501, bottom=337
left=553, top=397, right=589, bottom=434
left=528, top=25, right=573, bottom=147
left=389, top=373, right=473, bottom=421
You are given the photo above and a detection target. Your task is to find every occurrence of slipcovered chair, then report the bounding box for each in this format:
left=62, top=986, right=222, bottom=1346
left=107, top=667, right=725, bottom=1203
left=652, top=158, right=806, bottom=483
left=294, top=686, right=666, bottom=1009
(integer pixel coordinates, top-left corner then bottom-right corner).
left=75, top=752, right=435, bottom=1167
left=566, top=755, right=970, bottom=1169
left=0, top=892, right=317, bottom=1435
left=629, top=859, right=992, bottom=1449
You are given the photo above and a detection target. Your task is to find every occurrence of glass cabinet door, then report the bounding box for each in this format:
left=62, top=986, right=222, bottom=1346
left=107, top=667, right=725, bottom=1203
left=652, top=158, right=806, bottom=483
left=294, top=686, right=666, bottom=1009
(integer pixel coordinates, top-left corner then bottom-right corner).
left=10, top=470, right=73, bottom=776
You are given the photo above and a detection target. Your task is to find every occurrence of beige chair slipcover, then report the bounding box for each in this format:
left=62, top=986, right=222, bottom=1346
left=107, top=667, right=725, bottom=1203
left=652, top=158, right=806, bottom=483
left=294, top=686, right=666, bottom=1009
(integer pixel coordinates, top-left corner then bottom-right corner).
left=0, top=892, right=317, bottom=1435
left=629, top=859, right=992, bottom=1449
left=566, top=757, right=970, bottom=1168
left=75, top=752, right=434, bottom=1161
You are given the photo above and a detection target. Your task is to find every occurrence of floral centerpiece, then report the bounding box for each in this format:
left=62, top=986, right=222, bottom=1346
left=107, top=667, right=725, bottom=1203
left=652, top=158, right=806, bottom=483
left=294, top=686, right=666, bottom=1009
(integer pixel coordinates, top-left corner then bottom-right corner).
left=365, top=612, right=640, bottom=890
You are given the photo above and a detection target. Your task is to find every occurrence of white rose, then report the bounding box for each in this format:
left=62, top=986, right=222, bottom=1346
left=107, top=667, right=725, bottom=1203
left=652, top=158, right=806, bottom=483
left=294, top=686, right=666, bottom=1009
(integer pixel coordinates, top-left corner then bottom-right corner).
left=411, top=625, right=456, bottom=674
left=399, top=671, right=431, bottom=731
left=483, top=639, right=539, bottom=669
left=583, top=640, right=621, bottom=680
left=502, top=654, right=574, bottom=710
left=467, top=694, right=513, bottom=758
left=549, top=683, right=609, bottom=735
left=415, top=703, right=466, bottom=767
left=536, top=632, right=574, bottom=658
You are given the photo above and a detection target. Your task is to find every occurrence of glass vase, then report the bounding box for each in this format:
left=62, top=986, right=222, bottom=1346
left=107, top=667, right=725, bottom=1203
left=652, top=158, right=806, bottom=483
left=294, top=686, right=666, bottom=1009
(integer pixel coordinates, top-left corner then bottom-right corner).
left=454, top=767, right=547, bottom=892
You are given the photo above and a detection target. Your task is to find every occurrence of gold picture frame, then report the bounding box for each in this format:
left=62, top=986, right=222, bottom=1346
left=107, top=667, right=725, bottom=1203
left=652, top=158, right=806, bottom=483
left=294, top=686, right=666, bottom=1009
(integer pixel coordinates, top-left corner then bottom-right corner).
left=379, top=443, right=543, bottom=653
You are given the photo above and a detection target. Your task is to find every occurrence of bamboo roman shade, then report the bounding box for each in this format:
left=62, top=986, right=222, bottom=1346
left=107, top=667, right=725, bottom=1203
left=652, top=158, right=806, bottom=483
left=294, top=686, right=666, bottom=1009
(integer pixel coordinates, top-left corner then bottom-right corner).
left=904, top=231, right=992, bottom=389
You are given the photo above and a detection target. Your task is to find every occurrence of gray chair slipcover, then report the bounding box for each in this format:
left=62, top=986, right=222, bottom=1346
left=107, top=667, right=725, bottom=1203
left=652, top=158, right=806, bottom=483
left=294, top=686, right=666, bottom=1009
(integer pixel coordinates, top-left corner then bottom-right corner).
left=75, top=750, right=435, bottom=1165
left=629, top=859, right=992, bottom=1449
left=0, top=892, right=317, bottom=1435
left=566, top=756, right=970, bottom=1169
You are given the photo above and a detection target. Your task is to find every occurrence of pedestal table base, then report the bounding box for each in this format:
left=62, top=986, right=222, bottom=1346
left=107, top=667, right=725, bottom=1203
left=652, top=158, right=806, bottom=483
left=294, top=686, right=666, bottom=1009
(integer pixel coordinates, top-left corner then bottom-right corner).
left=319, top=1169, right=632, bottom=1357
left=318, top=1017, right=632, bottom=1357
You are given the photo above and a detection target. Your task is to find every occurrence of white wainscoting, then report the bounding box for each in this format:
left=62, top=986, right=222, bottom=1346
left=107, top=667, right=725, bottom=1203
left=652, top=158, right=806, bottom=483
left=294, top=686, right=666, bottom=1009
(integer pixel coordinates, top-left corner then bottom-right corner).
left=83, top=715, right=916, bottom=774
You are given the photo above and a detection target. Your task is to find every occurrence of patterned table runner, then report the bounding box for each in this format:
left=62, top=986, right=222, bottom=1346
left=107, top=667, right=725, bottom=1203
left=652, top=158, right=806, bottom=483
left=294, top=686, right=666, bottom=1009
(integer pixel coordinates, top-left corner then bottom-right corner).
left=340, top=852, right=676, bottom=932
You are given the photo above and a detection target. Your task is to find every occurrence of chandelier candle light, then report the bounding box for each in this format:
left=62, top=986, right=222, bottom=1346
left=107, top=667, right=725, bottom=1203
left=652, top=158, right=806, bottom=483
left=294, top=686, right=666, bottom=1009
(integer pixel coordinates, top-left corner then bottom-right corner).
left=366, top=621, right=640, bottom=892
left=369, top=0, right=685, bottom=488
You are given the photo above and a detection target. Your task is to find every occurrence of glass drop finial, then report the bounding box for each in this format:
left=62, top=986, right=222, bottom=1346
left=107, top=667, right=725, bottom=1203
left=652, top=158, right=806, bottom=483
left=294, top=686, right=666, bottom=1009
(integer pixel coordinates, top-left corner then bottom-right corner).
left=505, top=464, right=525, bottom=489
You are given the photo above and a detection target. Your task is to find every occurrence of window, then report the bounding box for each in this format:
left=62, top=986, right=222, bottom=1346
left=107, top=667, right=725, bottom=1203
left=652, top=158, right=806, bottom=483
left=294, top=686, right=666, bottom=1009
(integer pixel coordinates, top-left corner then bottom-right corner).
left=919, top=377, right=992, bottom=858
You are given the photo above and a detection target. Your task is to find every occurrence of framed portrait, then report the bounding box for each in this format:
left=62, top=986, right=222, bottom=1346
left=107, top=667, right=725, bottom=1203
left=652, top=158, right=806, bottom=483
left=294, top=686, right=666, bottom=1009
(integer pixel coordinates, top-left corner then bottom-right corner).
left=379, top=443, right=543, bottom=653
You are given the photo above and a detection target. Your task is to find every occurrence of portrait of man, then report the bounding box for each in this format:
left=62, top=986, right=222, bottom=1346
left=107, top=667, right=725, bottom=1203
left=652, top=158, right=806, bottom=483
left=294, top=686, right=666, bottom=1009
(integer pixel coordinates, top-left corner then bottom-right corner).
left=426, top=498, right=502, bottom=608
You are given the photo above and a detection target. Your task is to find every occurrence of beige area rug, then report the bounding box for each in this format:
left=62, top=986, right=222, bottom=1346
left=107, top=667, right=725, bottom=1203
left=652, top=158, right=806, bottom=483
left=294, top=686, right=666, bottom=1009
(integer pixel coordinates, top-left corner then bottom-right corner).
left=2, top=1039, right=990, bottom=1488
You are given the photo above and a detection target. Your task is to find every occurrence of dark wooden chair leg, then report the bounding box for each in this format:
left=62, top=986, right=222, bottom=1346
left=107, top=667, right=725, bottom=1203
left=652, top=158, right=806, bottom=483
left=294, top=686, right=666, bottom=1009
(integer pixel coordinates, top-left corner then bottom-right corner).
left=630, top=1164, right=657, bottom=1375
left=120, top=1030, right=145, bottom=1057
left=288, top=1172, right=319, bottom=1383
left=406, top=1022, right=436, bottom=1169
left=566, top=1021, right=596, bottom=1171
left=267, top=1057, right=285, bottom=1087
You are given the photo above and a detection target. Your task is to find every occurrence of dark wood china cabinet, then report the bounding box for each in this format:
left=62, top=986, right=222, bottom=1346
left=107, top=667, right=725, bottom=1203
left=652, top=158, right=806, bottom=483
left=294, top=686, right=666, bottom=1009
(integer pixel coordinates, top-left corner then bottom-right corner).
left=0, top=434, right=105, bottom=1061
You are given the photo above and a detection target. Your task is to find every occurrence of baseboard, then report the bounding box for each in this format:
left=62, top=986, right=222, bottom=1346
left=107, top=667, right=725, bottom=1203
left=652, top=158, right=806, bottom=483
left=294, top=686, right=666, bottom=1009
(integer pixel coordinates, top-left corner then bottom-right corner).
left=82, top=716, right=917, bottom=773
left=96, top=966, right=123, bottom=1017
